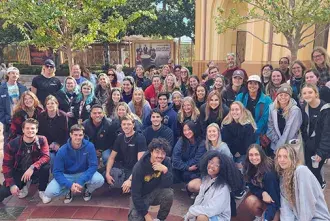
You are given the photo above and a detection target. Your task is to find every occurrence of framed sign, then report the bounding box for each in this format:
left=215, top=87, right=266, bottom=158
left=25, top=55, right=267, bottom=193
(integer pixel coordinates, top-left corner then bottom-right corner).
left=29, top=46, right=54, bottom=65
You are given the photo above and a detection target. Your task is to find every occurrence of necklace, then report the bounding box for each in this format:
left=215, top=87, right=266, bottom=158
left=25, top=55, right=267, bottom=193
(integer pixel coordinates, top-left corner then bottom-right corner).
left=124, top=134, right=134, bottom=143
left=23, top=140, right=33, bottom=153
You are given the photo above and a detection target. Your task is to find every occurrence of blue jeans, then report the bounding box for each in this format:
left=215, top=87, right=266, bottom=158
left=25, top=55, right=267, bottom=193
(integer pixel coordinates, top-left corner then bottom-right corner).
left=44, top=172, right=104, bottom=198
left=102, top=149, right=111, bottom=165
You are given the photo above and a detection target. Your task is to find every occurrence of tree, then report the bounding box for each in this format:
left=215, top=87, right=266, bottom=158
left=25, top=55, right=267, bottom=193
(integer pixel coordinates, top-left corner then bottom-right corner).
left=0, top=0, right=149, bottom=69
left=215, top=0, right=330, bottom=60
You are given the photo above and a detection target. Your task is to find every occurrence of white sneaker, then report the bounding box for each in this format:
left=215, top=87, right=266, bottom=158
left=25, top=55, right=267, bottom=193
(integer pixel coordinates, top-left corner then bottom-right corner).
left=18, top=185, right=29, bottom=199
left=39, top=191, right=51, bottom=204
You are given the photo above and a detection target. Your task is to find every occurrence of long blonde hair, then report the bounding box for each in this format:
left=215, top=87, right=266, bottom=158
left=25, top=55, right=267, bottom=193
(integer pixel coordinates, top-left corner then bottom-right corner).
left=275, top=144, right=301, bottom=206
left=178, top=97, right=200, bottom=123
left=162, top=73, right=179, bottom=93
left=132, top=88, right=147, bottom=119
left=115, top=102, right=141, bottom=123
left=205, top=123, right=223, bottom=151
left=311, top=46, right=330, bottom=69
left=13, top=91, right=40, bottom=116
left=222, top=101, right=257, bottom=131
left=273, top=96, right=296, bottom=118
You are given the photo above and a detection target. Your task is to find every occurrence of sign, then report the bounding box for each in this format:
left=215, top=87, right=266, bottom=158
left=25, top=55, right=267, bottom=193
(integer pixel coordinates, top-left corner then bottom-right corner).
left=29, top=46, right=54, bottom=65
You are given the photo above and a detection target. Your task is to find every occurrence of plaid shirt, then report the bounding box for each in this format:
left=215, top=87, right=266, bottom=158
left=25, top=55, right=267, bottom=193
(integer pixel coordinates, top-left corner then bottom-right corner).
left=2, top=135, right=50, bottom=187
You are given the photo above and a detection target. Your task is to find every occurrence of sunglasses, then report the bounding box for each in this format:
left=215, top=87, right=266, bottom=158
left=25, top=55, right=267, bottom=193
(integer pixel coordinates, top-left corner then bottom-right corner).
left=45, top=65, right=54, bottom=69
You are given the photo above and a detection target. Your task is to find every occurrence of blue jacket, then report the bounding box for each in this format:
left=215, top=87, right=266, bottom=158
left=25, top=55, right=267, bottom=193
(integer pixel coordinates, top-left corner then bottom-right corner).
left=53, top=138, right=98, bottom=189
left=0, top=82, right=27, bottom=125
left=236, top=92, right=272, bottom=138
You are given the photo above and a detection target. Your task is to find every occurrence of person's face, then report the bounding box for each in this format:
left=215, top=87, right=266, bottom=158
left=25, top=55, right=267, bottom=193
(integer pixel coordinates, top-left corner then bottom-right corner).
left=70, top=130, right=84, bottom=148
left=136, top=67, right=144, bottom=78
left=248, top=147, right=261, bottom=166
left=301, top=87, right=318, bottom=104
left=112, top=91, right=121, bottom=103
left=174, top=68, right=181, bottom=79
left=7, top=71, right=19, bottom=82
left=189, top=78, right=199, bottom=90
left=207, top=126, right=219, bottom=143
left=71, top=65, right=81, bottom=78
left=158, top=96, right=168, bottom=109
left=24, top=95, right=34, bottom=108
left=151, top=112, right=162, bottom=127
left=247, top=81, right=259, bottom=94
left=108, top=71, right=115, bottom=80
left=82, top=85, right=92, bottom=97
left=44, top=64, right=55, bottom=75
left=196, top=86, right=206, bottom=100
left=66, top=79, right=76, bottom=92
left=117, top=105, right=127, bottom=118
left=150, top=148, right=166, bottom=163
left=123, top=80, right=133, bottom=93
left=180, top=69, right=188, bottom=80
left=162, top=68, right=169, bottom=77
left=214, top=77, right=224, bottom=89
left=46, top=100, right=58, bottom=112
left=227, top=55, right=235, bottom=67
left=183, top=101, right=192, bottom=114
left=23, top=123, right=38, bottom=139
left=305, top=72, right=319, bottom=85
left=291, top=63, right=303, bottom=78
left=312, top=51, right=325, bottom=66
left=152, top=77, right=161, bottom=89
left=166, top=76, right=175, bottom=87
left=230, top=103, right=242, bottom=121
left=232, top=76, right=243, bottom=87
left=99, top=76, right=108, bottom=87
left=277, top=93, right=290, bottom=106
left=207, top=157, right=220, bottom=178
left=209, top=68, right=218, bottom=79
left=271, top=71, right=283, bottom=86
left=279, top=58, right=289, bottom=70
left=209, top=95, right=220, bottom=109
left=277, top=149, right=291, bottom=170
left=121, top=119, right=134, bottom=135
left=262, top=66, right=272, bottom=78
left=172, top=94, right=182, bottom=106
left=183, top=124, right=194, bottom=140
left=133, top=91, right=143, bottom=103
left=91, top=108, right=104, bottom=124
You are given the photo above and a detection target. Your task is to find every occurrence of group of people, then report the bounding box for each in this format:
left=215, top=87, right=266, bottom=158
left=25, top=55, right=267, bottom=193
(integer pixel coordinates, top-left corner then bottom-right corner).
left=0, top=46, right=330, bottom=221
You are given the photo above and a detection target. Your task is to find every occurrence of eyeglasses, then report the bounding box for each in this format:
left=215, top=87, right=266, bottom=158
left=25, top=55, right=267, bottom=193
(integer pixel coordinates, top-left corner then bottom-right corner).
left=208, top=160, right=220, bottom=168
left=313, top=54, right=324, bottom=59
left=45, top=65, right=54, bottom=69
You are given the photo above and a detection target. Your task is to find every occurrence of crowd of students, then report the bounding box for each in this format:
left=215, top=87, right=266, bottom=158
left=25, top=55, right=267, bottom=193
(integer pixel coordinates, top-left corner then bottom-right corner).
left=0, top=46, right=330, bottom=220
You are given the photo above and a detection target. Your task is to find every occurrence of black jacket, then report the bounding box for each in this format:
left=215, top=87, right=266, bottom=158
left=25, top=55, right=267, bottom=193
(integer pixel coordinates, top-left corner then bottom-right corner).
left=135, top=76, right=151, bottom=90
left=72, top=97, right=100, bottom=124
left=54, top=90, right=78, bottom=113
left=222, top=84, right=246, bottom=107
left=199, top=103, right=229, bottom=136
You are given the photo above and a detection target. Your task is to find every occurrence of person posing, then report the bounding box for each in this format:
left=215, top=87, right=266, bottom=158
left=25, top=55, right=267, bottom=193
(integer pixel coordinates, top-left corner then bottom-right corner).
left=221, top=53, right=247, bottom=84
left=205, top=123, right=232, bottom=159
left=243, top=144, right=280, bottom=221
left=129, top=138, right=174, bottom=221
left=105, top=88, right=122, bottom=119
left=194, top=84, right=208, bottom=109
left=267, top=83, right=302, bottom=152
left=180, top=67, right=190, bottom=94
left=8, top=91, right=43, bottom=142
left=279, top=57, right=290, bottom=81
left=95, top=73, right=111, bottom=106
left=116, top=64, right=125, bottom=84
left=288, top=60, right=305, bottom=101
left=70, top=64, right=87, bottom=85
left=311, top=46, right=330, bottom=86
left=199, top=90, right=229, bottom=136
left=113, top=102, right=143, bottom=133
left=204, top=66, right=219, bottom=91
left=44, top=124, right=104, bottom=204
left=145, top=75, right=162, bottom=109
left=213, top=74, right=226, bottom=95
left=83, top=105, right=117, bottom=165
left=105, top=115, right=147, bottom=193
left=260, top=64, right=273, bottom=89
left=275, top=144, right=330, bottom=221
left=0, top=67, right=27, bottom=138
left=265, top=69, right=286, bottom=101
left=172, top=121, right=206, bottom=196
left=31, top=59, right=61, bottom=105
left=38, top=95, right=68, bottom=168
left=128, top=88, right=152, bottom=125
left=55, top=76, right=79, bottom=117
left=184, top=151, right=243, bottom=221
left=236, top=75, right=272, bottom=144
left=122, top=76, right=135, bottom=104
left=108, top=68, right=121, bottom=88
left=72, top=81, right=100, bottom=124
left=172, top=90, right=183, bottom=113
left=134, top=65, right=151, bottom=90
left=303, top=69, right=330, bottom=103
left=177, top=97, right=200, bottom=135
left=173, top=65, right=182, bottom=83
left=186, top=75, right=199, bottom=97
left=0, top=119, right=50, bottom=203
left=81, top=67, right=97, bottom=87
left=222, top=69, right=246, bottom=107
left=301, top=84, right=330, bottom=187
left=162, top=73, right=180, bottom=99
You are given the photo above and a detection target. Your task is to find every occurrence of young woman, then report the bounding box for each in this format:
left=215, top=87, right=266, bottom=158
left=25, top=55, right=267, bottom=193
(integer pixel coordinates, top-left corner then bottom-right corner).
left=243, top=144, right=280, bottom=221
left=144, top=75, right=163, bottom=109
left=38, top=95, right=68, bottom=167
left=289, top=60, right=305, bottom=99
left=108, top=68, right=121, bottom=88
left=122, top=76, right=135, bottom=103
left=205, top=123, right=232, bottom=158
left=134, top=65, right=151, bottom=90
left=95, top=73, right=111, bottom=105
left=303, top=69, right=330, bottom=103
left=260, top=64, right=273, bottom=88
left=160, top=64, right=170, bottom=81
left=162, top=73, right=180, bottom=97
left=180, top=67, right=190, bottom=94
left=8, top=91, right=43, bottom=141
left=311, top=46, right=330, bottom=86
left=275, top=144, right=330, bottom=220
left=186, top=75, right=200, bottom=97
left=55, top=76, right=79, bottom=114
left=199, top=90, right=229, bottom=136
left=213, top=74, right=225, bottom=94
left=177, top=97, right=200, bottom=134
left=113, top=102, right=143, bottom=133
left=172, top=121, right=207, bottom=196
left=172, top=90, right=183, bottom=113
left=266, top=83, right=302, bottom=152
left=116, top=64, right=125, bottom=84
left=72, top=81, right=100, bottom=124
left=105, top=88, right=122, bottom=119
left=194, top=84, right=208, bottom=109
left=81, top=67, right=97, bottom=86
left=173, top=65, right=182, bottom=83
left=301, top=84, right=330, bottom=187
left=221, top=101, right=256, bottom=170
left=265, top=69, right=286, bottom=101
left=128, top=88, right=151, bottom=125
left=184, top=151, right=243, bottom=221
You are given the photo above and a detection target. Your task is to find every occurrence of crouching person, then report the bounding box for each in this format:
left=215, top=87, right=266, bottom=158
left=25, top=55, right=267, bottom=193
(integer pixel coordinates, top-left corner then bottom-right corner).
left=128, top=138, right=174, bottom=221
left=0, top=118, right=50, bottom=202
left=43, top=124, right=104, bottom=204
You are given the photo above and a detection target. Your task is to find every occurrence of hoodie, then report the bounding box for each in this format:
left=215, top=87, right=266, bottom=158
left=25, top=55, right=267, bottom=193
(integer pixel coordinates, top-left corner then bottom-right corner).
left=53, top=138, right=98, bottom=189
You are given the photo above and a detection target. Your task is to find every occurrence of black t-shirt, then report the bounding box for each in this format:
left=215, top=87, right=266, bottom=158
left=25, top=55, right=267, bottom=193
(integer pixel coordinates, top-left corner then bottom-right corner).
left=308, top=104, right=322, bottom=136
left=277, top=109, right=286, bottom=135
left=247, top=96, right=257, bottom=116
left=32, top=75, right=62, bottom=104
left=19, top=141, right=34, bottom=171
left=112, top=132, right=147, bottom=170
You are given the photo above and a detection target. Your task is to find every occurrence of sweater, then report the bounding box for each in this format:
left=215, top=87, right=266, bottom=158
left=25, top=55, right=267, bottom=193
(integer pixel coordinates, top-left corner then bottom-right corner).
left=143, top=124, right=174, bottom=147
left=199, top=103, right=229, bottom=136
left=144, top=84, right=162, bottom=109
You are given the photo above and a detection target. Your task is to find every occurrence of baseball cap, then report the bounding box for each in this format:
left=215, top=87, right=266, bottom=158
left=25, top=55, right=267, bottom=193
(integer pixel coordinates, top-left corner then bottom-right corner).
left=232, top=69, right=245, bottom=79
left=247, top=75, right=261, bottom=83
left=44, top=59, right=55, bottom=67
left=7, top=67, right=19, bottom=74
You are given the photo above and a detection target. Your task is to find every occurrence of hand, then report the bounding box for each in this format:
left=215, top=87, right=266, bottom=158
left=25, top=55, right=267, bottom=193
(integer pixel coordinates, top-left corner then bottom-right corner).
left=106, top=173, right=115, bottom=185
left=21, top=167, right=34, bottom=183
left=152, top=162, right=168, bottom=173
left=235, top=163, right=243, bottom=170
left=50, top=143, right=60, bottom=152
left=10, top=185, right=19, bottom=196
left=96, top=150, right=102, bottom=158
left=325, top=81, right=330, bottom=88
left=235, top=152, right=241, bottom=158
left=262, top=191, right=274, bottom=203
left=66, top=112, right=74, bottom=118
left=121, top=179, right=131, bottom=193
left=188, top=165, right=198, bottom=171
left=71, top=183, right=82, bottom=193
left=315, top=155, right=322, bottom=163
left=144, top=213, right=153, bottom=221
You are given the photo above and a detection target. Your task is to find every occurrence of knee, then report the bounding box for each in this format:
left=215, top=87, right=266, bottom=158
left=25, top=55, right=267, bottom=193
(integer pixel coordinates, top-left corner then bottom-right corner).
left=187, top=179, right=201, bottom=193
left=91, top=172, right=105, bottom=186
left=196, top=214, right=208, bottom=221
left=161, top=188, right=174, bottom=200
left=44, top=180, right=61, bottom=198
left=40, top=163, right=51, bottom=172
left=244, top=195, right=262, bottom=213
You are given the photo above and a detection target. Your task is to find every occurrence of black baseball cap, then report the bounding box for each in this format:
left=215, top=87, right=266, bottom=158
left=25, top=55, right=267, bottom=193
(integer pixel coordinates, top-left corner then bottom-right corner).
left=44, top=59, right=55, bottom=67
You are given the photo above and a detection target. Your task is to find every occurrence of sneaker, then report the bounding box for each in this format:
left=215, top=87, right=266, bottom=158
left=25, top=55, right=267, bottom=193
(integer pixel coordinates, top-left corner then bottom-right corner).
left=322, top=181, right=327, bottom=190
left=39, top=191, right=51, bottom=204
left=83, top=189, right=92, bottom=202
left=64, top=191, right=73, bottom=204
left=253, top=216, right=262, bottom=221
left=234, top=190, right=247, bottom=200
left=18, top=185, right=29, bottom=199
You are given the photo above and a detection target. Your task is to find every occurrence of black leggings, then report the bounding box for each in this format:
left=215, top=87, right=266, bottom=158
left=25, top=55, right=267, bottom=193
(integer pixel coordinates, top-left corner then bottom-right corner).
left=305, top=147, right=325, bottom=186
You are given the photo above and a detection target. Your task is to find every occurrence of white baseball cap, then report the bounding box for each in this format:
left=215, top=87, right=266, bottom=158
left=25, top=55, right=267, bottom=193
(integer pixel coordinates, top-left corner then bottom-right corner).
left=247, top=75, right=261, bottom=83
left=7, top=67, right=19, bottom=74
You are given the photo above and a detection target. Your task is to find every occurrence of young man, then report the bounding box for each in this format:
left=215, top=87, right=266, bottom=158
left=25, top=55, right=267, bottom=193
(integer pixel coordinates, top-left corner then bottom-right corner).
left=43, top=124, right=104, bottom=204
left=0, top=118, right=50, bottom=202
left=83, top=104, right=117, bottom=165
left=222, top=69, right=246, bottom=107
left=71, top=64, right=87, bottom=85
left=129, top=138, right=173, bottom=221
left=205, top=66, right=219, bottom=91
left=105, top=114, right=147, bottom=193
